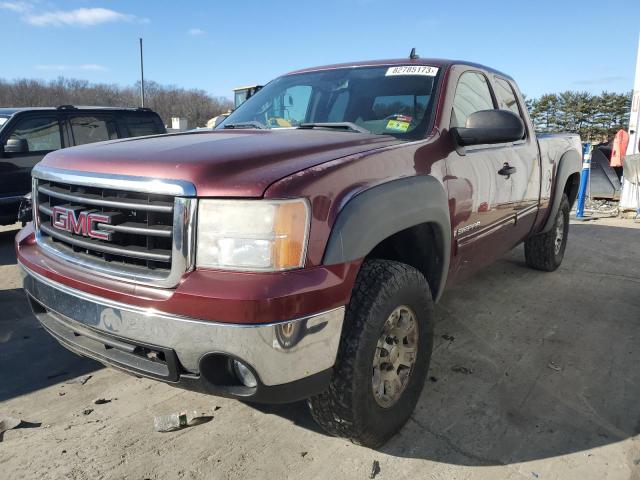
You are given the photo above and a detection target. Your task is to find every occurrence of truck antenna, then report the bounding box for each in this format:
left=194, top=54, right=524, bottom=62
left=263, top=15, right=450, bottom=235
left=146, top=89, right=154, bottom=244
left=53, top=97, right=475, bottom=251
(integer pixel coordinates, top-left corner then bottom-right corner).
left=409, top=48, right=419, bottom=60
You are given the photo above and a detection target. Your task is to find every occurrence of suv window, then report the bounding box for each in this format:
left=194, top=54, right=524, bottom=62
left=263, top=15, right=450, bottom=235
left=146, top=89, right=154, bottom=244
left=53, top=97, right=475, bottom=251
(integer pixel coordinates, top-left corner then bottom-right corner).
left=123, top=114, right=163, bottom=137
left=450, top=72, right=495, bottom=128
left=8, top=116, right=61, bottom=152
left=70, top=115, right=118, bottom=145
left=494, top=77, right=522, bottom=117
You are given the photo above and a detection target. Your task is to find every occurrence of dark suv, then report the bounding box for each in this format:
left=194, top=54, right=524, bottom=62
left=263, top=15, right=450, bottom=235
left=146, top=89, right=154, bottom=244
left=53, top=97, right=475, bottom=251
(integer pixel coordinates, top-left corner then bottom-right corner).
left=0, top=106, right=165, bottom=225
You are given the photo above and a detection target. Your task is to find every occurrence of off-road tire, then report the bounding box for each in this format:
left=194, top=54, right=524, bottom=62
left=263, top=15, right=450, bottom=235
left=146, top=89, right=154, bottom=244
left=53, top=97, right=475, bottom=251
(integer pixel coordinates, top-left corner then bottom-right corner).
left=524, top=193, right=570, bottom=271
left=308, top=259, right=434, bottom=448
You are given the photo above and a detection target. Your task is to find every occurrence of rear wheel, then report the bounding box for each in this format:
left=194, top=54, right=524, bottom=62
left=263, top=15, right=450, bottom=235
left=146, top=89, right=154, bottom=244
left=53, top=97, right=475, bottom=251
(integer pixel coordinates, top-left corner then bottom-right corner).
left=308, top=259, right=434, bottom=447
left=524, top=193, right=570, bottom=271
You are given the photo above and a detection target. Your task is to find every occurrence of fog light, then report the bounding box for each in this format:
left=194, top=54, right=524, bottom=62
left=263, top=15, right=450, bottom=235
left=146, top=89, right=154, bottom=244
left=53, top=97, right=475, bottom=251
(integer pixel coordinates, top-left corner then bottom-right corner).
left=232, top=359, right=258, bottom=388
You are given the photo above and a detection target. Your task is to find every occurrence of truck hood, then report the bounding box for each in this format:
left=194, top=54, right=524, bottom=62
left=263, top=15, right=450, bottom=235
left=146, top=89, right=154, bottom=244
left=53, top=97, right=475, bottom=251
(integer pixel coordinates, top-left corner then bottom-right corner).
left=41, top=130, right=401, bottom=197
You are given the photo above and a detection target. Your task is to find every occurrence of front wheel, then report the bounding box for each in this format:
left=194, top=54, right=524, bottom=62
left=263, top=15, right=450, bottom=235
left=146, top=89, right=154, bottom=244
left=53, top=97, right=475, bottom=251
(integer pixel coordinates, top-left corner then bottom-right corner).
left=308, top=259, right=434, bottom=447
left=524, top=193, right=570, bottom=271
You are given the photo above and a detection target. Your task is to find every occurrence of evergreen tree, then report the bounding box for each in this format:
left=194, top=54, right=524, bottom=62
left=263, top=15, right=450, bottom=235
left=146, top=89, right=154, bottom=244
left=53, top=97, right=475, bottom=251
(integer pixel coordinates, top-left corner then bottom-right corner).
left=526, top=90, right=631, bottom=141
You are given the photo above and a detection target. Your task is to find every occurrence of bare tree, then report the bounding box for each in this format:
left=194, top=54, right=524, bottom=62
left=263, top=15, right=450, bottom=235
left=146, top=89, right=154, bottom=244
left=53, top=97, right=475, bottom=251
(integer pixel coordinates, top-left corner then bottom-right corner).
left=0, top=77, right=233, bottom=128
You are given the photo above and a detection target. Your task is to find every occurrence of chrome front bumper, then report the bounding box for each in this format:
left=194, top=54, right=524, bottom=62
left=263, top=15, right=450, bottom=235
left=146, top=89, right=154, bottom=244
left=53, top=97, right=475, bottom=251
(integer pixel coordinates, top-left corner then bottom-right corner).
left=21, top=264, right=344, bottom=397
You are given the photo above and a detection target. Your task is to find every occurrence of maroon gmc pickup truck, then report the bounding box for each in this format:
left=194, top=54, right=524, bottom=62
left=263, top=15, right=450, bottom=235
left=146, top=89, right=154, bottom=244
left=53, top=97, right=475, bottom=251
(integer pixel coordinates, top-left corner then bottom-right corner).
left=17, top=58, right=582, bottom=447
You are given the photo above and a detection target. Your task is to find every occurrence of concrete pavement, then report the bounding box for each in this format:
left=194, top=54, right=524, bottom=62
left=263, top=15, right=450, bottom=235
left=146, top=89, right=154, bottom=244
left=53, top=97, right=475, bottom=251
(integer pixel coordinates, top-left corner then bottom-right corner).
left=1, top=218, right=639, bottom=480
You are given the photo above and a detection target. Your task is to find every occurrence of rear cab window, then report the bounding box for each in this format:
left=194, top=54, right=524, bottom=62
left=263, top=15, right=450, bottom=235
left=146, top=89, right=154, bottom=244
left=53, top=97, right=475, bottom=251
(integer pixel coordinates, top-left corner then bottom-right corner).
left=493, top=77, right=526, bottom=139
left=494, top=77, right=522, bottom=117
left=366, top=94, right=430, bottom=133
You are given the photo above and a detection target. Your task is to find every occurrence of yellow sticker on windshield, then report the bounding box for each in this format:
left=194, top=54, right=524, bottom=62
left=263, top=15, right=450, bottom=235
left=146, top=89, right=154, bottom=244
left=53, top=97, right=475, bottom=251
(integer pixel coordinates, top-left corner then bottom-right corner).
left=386, top=120, right=410, bottom=132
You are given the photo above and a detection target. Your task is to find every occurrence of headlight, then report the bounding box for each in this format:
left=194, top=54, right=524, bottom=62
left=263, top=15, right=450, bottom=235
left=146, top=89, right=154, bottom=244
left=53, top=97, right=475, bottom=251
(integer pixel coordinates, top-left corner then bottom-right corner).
left=197, top=199, right=310, bottom=271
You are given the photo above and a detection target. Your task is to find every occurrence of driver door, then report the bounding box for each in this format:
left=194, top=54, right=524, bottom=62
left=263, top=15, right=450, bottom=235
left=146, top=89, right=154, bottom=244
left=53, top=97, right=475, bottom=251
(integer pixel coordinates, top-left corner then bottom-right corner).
left=444, top=70, right=516, bottom=279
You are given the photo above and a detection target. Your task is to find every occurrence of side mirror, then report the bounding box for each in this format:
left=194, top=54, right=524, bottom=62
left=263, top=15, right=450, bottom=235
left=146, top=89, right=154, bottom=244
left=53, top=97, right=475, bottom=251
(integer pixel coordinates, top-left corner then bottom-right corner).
left=4, top=138, right=29, bottom=153
left=451, top=110, right=524, bottom=148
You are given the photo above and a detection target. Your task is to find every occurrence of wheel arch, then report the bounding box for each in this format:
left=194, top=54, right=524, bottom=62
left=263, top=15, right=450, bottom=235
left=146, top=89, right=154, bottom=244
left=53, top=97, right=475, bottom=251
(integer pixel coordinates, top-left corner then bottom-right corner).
left=541, top=149, right=582, bottom=233
left=322, top=176, right=451, bottom=302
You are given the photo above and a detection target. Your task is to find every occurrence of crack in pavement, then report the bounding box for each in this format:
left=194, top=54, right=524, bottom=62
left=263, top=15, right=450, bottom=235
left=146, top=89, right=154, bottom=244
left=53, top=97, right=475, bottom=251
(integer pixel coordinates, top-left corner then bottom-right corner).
left=408, top=415, right=506, bottom=467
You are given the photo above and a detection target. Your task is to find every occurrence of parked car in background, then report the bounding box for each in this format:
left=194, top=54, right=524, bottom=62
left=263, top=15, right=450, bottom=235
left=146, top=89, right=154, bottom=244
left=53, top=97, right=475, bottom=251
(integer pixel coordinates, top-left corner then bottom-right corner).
left=17, top=58, right=582, bottom=447
left=0, top=106, right=165, bottom=225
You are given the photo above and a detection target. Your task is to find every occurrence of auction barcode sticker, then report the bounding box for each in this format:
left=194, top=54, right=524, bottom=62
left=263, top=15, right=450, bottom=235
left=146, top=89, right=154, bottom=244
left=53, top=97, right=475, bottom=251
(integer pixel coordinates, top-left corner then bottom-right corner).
left=385, top=66, right=439, bottom=76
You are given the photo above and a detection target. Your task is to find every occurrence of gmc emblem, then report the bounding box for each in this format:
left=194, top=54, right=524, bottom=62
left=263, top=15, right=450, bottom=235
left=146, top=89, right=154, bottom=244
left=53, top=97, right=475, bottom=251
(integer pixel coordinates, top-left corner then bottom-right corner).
left=51, top=206, right=112, bottom=241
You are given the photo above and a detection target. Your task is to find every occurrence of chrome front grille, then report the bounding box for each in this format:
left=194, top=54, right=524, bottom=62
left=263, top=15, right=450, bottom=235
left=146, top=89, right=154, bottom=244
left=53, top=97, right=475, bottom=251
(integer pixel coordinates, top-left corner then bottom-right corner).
left=32, top=165, right=197, bottom=288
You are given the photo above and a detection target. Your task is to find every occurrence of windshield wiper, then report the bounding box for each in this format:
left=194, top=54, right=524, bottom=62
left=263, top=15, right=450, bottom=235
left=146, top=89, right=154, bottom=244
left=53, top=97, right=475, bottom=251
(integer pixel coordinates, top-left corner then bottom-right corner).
left=223, top=121, right=266, bottom=129
left=298, top=122, right=371, bottom=134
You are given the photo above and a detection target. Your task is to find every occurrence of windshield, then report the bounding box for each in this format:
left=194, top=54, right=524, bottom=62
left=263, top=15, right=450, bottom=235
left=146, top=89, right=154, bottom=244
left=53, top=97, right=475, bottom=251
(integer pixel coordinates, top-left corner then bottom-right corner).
left=0, top=116, right=9, bottom=129
left=219, top=65, right=440, bottom=140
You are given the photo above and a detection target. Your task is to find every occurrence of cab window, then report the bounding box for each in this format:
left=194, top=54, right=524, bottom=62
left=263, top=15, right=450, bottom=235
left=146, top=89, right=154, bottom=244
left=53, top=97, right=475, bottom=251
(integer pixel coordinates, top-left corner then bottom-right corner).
left=7, top=116, right=62, bottom=152
left=70, top=115, right=118, bottom=145
left=235, top=90, right=249, bottom=108
left=494, top=77, right=522, bottom=117
left=450, top=72, right=495, bottom=128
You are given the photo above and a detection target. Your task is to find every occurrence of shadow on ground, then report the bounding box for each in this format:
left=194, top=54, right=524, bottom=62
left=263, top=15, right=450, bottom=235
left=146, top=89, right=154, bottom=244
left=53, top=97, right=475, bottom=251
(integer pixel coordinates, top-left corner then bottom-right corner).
left=0, top=225, right=102, bottom=402
left=0, top=287, right=102, bottom=402
left=0, top=226, right=20, bottom=266
left=255, top=222, right=640, bottom=465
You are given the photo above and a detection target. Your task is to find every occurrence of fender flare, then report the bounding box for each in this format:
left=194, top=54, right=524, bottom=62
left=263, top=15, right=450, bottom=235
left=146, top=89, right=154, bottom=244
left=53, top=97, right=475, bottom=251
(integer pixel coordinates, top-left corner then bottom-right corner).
left=540, top=149, right=581, bottom=233
left=322, top=175, right=451, bottom=301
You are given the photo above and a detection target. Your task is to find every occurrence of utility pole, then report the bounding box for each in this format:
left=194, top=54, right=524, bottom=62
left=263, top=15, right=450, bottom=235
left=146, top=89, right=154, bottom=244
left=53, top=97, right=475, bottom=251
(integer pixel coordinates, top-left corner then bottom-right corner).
left=139, top=37, right=145, bottom=108
left=628, top=35, right=640, bottom=155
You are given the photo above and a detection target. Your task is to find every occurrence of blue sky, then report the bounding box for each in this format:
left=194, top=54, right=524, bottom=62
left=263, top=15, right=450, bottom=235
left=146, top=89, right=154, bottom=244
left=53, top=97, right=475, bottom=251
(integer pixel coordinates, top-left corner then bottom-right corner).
left=0, top=0, right=639, bottom=100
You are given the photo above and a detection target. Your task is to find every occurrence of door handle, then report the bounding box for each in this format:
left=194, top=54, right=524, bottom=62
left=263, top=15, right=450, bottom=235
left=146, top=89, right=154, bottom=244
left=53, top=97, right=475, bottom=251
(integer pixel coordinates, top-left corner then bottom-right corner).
left=498, top=163, right=517, bottom=177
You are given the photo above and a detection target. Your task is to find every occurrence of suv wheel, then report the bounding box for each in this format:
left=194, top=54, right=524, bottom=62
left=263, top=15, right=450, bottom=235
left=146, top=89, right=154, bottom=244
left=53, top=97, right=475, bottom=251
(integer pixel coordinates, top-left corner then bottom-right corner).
left=308, top=259, right=434, bottom=447
left=524, top=193, right=570, bottom=271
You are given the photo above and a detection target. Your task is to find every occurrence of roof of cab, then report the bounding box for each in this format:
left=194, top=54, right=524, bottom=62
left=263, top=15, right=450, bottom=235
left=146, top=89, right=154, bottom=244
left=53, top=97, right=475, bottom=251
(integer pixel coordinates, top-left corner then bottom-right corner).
left=285, top=58, right=513, bottom=80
